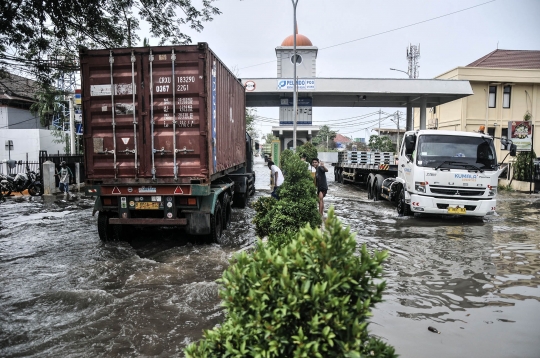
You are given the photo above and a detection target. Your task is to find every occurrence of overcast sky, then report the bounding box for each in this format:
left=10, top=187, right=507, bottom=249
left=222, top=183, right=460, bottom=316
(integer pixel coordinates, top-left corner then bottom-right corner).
left=144, top=0, right=540, bottom=141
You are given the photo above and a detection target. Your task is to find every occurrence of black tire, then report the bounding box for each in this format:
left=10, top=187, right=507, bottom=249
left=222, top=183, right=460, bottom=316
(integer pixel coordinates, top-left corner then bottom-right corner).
left=97, top=211, right=115, bottom=242
left=339, top=171, right=345, bottom=184
left=373, top=175, right=384, bottom=201
left=367, top=174, right=375, bottom=200
left=233, top=191, right=248, bottom=208
left=210, top=201, right=223, bottom=244
left=334, top=170, right=339, bottom=182
left=222, top=193, right=232, bottom=230
left=28, top=184, right=43, bottom=196
left=397, top=187, right=412, bottom=217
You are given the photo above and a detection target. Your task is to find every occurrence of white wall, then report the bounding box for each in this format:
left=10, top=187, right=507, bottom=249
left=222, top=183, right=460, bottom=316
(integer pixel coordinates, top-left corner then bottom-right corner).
left=0, top=129, right=65, bottom=162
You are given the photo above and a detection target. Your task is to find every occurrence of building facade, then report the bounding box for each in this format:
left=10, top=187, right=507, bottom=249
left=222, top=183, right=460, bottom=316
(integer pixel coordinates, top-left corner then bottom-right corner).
left=418, top=50, right=540, bottom=163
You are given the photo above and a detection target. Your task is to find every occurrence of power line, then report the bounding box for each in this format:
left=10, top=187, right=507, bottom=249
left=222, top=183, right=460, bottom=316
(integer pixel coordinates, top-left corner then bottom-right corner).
left=240, top=0, right=495, bottom=70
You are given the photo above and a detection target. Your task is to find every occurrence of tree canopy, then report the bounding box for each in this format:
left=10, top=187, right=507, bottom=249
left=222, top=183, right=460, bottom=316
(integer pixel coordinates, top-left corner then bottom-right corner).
left=368, top=135, right=395, bottom=152
left=312, top=125, right=337, bottom=148
left=1, top=0, right=221, bottom=82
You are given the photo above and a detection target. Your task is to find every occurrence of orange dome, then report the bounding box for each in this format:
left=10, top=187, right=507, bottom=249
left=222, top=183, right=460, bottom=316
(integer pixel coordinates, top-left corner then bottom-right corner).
left=281, top=33, right=313, bottom=46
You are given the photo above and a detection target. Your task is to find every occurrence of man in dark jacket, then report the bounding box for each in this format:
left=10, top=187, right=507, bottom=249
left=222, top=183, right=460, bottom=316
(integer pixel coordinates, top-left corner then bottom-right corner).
left=311, top=158, right=328, bottom=217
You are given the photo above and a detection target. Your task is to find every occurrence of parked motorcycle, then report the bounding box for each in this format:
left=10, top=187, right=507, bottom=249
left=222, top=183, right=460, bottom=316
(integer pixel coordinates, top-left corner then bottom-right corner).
left=1, top=169, right=43, bottom=196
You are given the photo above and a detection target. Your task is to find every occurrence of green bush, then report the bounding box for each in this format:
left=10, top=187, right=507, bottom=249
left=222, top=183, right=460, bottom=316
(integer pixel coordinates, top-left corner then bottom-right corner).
left=185, top=208, right=396, bottom=358
left=513, top=150, right=536, bottom=181
left=254, top=154, right=321, bottom=239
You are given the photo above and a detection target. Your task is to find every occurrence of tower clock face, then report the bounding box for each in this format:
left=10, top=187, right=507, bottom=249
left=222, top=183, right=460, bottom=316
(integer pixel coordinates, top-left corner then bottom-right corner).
left=290, top=54, right=303, bottom=64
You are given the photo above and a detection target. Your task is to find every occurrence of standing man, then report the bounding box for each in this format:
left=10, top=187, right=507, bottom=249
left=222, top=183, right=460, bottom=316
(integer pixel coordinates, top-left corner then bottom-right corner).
left=311, top=158, right=328, bottom=217
left=57, top=161, right=73, bottom=199
left=267, top=160, right=284, bottom=199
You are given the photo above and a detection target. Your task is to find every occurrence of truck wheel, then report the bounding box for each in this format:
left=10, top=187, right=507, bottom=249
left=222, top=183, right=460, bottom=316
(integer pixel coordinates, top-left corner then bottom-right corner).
left=233, top=191, right=248, bottom=208
left=28, top=184, right=43, bottom=196
left=222, top=193, right=232, bottom=230
left=97, top=211, right=114, bottom=242
left=339, top=171, right=345, bottom=184
left=397, top=188, right=412, bottom=217
left=210, top=201, right=224, bottom=244
left=373, top=174, right=384, bottom=201
left=334, top=170, right=339, bottom=182
left=367, top=174, right=375, bottom=200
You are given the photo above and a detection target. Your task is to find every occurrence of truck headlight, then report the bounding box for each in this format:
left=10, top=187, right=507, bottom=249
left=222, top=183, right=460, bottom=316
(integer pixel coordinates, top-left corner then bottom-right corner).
left=415, top=181, right=427, bottom=193
left=488, top=185, right=497, bottom=196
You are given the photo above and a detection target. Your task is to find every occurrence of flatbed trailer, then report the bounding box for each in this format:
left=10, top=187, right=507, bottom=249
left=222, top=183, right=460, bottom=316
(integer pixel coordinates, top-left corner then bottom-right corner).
left=332, top=162, right=400, bottom=202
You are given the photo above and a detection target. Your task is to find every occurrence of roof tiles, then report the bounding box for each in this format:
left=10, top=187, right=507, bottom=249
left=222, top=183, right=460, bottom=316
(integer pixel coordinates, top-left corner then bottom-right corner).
left=467, top=49, right=540, bottom=69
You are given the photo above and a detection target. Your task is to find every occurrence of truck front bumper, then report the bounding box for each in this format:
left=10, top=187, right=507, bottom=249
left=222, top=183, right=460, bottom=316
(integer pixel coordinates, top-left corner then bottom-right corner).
left=409, top=194, right=496, bottom=217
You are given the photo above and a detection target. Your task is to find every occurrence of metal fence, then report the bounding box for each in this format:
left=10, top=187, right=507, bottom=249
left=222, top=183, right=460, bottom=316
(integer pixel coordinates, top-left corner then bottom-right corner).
left=0, top=161, right=41, bottom=176
left=38, top=151, right=85, bottom=186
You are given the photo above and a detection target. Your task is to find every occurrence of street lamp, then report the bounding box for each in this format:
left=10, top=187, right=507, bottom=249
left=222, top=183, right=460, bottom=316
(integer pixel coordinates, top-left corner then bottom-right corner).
left=390, top=68, right=411, bottom=78
left=292, top=0, right=299, bottom=151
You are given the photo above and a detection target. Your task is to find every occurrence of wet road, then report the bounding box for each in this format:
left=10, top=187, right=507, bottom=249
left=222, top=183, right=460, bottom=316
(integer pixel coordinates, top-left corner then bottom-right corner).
left=1, top=156, right=539, bottom=357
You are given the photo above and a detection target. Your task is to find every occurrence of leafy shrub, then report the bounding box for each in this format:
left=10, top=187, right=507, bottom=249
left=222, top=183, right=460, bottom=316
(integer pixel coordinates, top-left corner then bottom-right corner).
left=185, top=208, right=396, bottom=358
left=253, top=196, right=278, bottom=238
left=513, top=149, right=536, bottom=181
left=297, top=142, right=318, bottom=164
left=280, top=149, right=295, bottom=170
left=254, top=154, right=321, bottom=239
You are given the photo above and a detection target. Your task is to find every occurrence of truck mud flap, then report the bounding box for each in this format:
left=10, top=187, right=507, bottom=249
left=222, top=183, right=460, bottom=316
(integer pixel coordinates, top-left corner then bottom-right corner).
left=185, top=212, right=211, bottom=235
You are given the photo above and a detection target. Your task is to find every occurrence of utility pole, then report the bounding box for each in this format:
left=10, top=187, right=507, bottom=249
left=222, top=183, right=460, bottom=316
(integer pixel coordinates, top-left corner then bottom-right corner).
left=378, top=109, right=381, bottom=137
left=396, top=111, right=400, bottom=153
left=68, top=95, right=75, bottom=155
left=291, top=0, right=299, bottom=151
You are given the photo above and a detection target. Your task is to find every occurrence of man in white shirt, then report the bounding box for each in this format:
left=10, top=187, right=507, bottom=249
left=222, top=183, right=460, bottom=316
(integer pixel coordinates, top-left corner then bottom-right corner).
left=267, top=161, right=284, bottom=199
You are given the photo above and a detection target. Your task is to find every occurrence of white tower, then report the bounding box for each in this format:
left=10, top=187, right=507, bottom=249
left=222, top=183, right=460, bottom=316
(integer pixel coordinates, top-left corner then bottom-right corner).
left=273, top=30, right=318, bottom=149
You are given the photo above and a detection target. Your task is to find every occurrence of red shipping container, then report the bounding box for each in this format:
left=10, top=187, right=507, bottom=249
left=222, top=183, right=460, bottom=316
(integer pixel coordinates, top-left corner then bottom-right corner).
left=80, top=43, right=246, bottom=185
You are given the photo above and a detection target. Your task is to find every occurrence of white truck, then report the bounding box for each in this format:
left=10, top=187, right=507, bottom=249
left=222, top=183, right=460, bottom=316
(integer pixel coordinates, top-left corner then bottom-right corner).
left=333, top=129, right=516, bottom=217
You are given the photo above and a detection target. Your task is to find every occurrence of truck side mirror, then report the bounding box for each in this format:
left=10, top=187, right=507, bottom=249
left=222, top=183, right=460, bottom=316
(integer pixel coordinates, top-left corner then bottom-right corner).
left=509, top=144, right=517, bottom=157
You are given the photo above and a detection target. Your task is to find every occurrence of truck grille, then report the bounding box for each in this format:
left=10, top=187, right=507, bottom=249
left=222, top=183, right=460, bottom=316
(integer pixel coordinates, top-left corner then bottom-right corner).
left=430, top=187, right=485, bottom=196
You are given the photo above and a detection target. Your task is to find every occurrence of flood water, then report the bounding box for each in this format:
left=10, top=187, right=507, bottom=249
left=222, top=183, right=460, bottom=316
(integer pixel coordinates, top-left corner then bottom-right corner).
left=1, top=156, right=539, bottom=357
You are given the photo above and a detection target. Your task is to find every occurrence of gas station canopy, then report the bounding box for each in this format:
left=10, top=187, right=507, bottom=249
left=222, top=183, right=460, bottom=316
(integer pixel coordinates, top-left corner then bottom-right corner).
left=242, top=78, right=473, bottom=108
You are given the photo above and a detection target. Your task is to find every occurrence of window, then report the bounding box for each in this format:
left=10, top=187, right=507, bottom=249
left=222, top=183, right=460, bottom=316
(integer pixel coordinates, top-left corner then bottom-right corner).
left=487, top=127, right=495, bottom=137
left=290, top=54, right=302, bottom=65
left=503, top=85, right=511, bottom=108
left=488, top=86, right=497, bottom=108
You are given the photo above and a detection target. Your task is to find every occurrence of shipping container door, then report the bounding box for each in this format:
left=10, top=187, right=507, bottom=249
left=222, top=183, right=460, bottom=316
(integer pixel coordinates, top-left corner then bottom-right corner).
left=84, top=50, right=145, bottom=180
left=142, top=47, right=208, bottom=183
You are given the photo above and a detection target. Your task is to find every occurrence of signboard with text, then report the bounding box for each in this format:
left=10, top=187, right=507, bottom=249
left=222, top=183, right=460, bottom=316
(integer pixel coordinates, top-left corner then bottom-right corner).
left=508, top=121, right=533, bottom=151
left=277, top=79, right=315, bottom=90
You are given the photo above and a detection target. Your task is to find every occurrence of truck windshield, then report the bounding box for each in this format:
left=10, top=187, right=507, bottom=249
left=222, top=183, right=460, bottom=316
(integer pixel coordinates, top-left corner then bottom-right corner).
left=416, top=135, right=497, bottom=171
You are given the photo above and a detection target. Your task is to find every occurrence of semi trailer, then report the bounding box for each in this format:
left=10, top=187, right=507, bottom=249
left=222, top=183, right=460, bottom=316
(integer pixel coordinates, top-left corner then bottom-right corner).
left=333, top=129, right=516, bottom=217
left=81, top=43, right=255, bottom=243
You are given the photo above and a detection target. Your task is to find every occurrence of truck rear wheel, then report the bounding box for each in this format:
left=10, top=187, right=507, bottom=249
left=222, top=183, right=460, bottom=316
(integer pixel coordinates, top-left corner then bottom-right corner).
left=210, top=201, right=223, bottom=244
left=222, top=193, right=232, bottom=230
left=367, top=174, right=375, bottom=200
left=97, top=211, right=114, bottom=242
left=373, top=174, right=384, bottom=201
left=397, top=188, right=412, bottom=217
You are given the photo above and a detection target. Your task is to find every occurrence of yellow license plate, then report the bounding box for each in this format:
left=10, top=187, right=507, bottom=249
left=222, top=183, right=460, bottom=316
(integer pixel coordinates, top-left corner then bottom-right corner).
left=135, top=202, right=160, bottom=210
left=448, top=207, right=466, bottom=214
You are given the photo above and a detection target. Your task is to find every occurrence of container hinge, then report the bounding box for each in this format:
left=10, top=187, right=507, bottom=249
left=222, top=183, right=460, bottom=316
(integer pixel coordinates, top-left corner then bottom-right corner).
left=175, top=147, right=194, bottom=154
left=153, top=147, right=171, bottom=156
left=98, top=149, right=115, bottom=155
left=120, top=148, right=136, bottom=154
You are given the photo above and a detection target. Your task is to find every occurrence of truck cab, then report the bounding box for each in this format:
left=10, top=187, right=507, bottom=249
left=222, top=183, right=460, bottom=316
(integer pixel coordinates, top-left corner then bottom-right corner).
left=397, top=130, right=513, bottom=217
